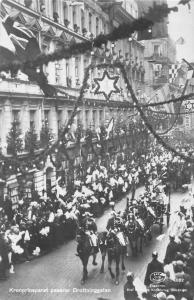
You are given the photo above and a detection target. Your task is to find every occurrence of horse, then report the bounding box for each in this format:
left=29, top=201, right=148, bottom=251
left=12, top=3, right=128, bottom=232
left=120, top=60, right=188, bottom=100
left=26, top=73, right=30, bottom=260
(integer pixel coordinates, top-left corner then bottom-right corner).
left=125, top=215, right=144, bottom=256
left=105, top=230, right=126, bottom=285
left=136, top=203, right=154, bottom=243
left=98, top=231, right=107, bottom=274
left=76, top=227, right=99, bottom=284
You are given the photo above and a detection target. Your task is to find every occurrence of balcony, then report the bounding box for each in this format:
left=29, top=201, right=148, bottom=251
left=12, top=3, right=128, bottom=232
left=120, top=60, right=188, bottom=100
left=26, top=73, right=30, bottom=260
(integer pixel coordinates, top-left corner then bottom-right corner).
left=0, top=78, right=43, bottom=96
left=153, top=75, right=168, bottom=87
left=147, top=53, right=169, bottom=64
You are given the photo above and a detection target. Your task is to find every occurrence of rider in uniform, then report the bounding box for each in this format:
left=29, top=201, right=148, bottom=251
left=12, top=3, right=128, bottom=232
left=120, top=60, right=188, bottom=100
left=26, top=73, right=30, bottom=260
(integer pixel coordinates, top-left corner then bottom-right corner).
left=81, top=211, right=98, bottom=265
left=106, top=211, right=117, bottom=231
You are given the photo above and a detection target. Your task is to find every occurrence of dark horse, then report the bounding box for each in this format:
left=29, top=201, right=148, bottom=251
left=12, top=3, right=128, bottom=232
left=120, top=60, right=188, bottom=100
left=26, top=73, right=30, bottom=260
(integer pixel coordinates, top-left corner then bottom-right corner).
left=125, top=216, right=144, bottom=256
left=105, top=230, right=126, bottom=285
left=76, top=228, right=99, bottom=284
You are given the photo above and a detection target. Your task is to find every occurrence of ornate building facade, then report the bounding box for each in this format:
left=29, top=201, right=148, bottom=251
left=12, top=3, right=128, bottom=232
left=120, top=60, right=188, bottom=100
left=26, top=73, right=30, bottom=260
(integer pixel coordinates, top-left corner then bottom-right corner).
left=0, top=0, right=146, bottom=202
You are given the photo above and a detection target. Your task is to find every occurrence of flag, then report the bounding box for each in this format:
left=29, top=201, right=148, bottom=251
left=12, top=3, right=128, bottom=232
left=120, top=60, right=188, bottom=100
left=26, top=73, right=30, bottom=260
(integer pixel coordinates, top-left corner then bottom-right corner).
left=182, top=58, right=194, bottom=80
left=176, top=37, right=185, bottom=45
left=0, top=15, right=56, bottom=97
left=0, top=17, right=15, bottom=53
left=187, top=67, right=194, bottom=80
left=169, top=64, right=180, bottom=83
left=106, top=118, right=114, bottom=140
left=150, top=84, right=175, bottom=114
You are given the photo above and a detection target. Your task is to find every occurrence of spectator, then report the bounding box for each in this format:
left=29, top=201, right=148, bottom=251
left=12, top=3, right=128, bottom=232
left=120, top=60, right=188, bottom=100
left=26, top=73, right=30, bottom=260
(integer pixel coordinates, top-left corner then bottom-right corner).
left=124, top=272, right=139, bottom=300
left=164, top=235, right=179, bottom=264
left=0, top=233, right=9, bottom=280
left=144, top=251, right=164, bottom=286
left=156, top=292, right=167, bottom=300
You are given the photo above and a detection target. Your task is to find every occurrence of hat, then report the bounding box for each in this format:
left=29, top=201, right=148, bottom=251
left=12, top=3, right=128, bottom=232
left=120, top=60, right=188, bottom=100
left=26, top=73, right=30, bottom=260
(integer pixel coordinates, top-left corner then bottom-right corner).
left=110, top=211, right=117, bottom=216
left=83, top=211, right=93, bottom=217
left=169, top=234, right=175, bottom=239
left=167, top=295, right=176, bottom=300
left=152, top=251, right=158, bottom=257
left=126, top=271, right=134, bottom=279
left=156, top=292, right=166, bottom=300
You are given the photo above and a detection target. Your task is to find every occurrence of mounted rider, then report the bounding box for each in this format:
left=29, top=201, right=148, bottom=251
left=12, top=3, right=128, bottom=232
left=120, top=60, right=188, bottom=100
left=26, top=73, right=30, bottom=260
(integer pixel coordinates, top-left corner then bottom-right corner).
left=78, top=211, right=98, bottom=264
left=106, top=211, right=127, bottom=247
left=106, top=211, right=117, bottom=231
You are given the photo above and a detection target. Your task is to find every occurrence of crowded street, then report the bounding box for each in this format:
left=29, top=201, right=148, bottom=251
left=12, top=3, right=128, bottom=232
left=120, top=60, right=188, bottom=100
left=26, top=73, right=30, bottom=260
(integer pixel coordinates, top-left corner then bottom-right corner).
left=0, top=185, right=191, bottom=300
left=1, top=0, right=194, bottom=300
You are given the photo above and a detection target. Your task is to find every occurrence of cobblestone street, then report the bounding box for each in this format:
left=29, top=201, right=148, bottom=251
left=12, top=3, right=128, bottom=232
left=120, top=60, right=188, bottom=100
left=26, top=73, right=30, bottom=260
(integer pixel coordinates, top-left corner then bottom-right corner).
left=0, top=187, right=187, bottom=300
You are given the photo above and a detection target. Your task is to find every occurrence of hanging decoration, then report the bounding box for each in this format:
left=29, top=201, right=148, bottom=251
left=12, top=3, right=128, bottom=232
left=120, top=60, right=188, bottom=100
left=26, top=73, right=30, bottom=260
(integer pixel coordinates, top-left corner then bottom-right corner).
left=1, top=61, right=194, bottom=179
left=94, top=70, right=120, bottom=101
left=0, top=2, right=182, bottom=76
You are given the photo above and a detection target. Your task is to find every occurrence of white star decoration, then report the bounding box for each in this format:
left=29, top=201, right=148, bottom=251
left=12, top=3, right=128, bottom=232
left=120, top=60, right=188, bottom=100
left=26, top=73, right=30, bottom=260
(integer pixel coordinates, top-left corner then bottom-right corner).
left=94, top=70, right=120, bottom=101
left=185, top=100, right=193, bottom=111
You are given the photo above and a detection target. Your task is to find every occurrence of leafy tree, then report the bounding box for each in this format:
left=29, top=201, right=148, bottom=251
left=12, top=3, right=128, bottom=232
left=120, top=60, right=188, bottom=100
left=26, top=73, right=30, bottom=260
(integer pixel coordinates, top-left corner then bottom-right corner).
left=25, top=125, right=38, bottom=154
left=7, top=121, right=23, bottom=155
left=40, top=121, right=54, bottom=148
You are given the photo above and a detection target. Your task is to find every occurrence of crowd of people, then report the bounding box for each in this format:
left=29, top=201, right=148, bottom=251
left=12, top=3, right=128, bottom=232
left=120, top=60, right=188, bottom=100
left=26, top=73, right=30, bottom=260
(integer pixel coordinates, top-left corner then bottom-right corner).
left=124, top=194, right=194, bottom=300
left=0, top=145, right=192, bottom=286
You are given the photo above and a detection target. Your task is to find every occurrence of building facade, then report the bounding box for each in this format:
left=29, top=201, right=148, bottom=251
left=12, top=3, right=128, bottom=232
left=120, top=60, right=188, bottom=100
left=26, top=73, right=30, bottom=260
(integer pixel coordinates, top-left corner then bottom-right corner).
left=142, top=37, right=176, bottom=95
left=0, top=0, right=146, bottom=202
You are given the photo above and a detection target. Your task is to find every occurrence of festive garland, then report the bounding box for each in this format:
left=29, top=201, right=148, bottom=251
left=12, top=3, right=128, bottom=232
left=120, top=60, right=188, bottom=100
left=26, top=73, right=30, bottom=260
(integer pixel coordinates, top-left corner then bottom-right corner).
left=0, top=2, right=181, bottom=75
left=1, top=62, right=194, bottom=177
left=119, top=63, right=194, bottom=163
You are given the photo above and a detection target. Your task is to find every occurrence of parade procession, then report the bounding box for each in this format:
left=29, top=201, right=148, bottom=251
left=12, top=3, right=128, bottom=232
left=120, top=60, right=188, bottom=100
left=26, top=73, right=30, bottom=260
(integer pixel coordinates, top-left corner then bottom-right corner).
left=1, top=0, right=194, bottom=299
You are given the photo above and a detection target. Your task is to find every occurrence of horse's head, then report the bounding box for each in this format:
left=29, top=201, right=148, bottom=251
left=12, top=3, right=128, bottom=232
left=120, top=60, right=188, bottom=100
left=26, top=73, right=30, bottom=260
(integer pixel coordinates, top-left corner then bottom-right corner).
left=106, top=230, right=117, bottom=247
left=76, top=227, right=85, bottom=243
left=98, top=231, right=107, bottom=248
left=126, top=219, right=136, bottom=233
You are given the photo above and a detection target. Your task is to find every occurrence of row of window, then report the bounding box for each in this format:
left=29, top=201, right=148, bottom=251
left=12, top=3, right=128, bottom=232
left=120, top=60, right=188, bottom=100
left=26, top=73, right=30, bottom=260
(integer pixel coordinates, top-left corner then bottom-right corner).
left=16, top=0, right=108, bottom=37
left=1, top=108, right=105, bottom=132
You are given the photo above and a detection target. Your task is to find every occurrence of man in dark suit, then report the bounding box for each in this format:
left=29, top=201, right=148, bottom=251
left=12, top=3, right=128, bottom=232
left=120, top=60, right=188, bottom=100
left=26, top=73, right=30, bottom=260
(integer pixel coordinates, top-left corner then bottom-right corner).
left=144, top=251, right=164, bottom=286
left=164, top=235, right=180, bottom=264
left=0, top=233, right=9, bottom=280
left=124, top=272, right=139, bottom=300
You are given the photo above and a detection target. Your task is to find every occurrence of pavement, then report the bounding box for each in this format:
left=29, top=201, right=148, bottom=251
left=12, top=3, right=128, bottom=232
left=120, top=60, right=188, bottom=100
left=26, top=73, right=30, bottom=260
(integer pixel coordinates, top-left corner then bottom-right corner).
left=0, top=187, right=188, bottom=300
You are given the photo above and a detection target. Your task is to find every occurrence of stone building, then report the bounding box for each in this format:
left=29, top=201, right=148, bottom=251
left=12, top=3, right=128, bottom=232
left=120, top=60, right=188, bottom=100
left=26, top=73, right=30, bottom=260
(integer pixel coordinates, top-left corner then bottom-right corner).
left=0, top=0, right=146, bottom=202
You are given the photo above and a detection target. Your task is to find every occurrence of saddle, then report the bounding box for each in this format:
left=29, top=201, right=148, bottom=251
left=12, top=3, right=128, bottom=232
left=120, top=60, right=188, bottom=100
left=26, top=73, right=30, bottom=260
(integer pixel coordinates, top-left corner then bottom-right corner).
left=116, top=231, right=127, bottom=246
left=85, top=231, right=98, bottom=247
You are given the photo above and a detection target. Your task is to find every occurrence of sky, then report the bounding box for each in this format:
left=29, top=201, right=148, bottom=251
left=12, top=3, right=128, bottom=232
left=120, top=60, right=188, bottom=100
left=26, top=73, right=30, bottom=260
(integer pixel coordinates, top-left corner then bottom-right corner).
left=167, top=0, right=194, bottom=62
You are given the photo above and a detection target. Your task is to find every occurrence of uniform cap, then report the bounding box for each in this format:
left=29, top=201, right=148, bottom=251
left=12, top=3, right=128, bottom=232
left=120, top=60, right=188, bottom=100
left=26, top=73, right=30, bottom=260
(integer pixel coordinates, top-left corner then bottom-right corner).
left=156, top=292, right=166, bottom=300
left=83, top=211, right=93, bottom=217
left=126, top=271, right=134, bottom=279
left=166, top=295, right=175, bottom=300
left=152, top=251, right=158, bottom=257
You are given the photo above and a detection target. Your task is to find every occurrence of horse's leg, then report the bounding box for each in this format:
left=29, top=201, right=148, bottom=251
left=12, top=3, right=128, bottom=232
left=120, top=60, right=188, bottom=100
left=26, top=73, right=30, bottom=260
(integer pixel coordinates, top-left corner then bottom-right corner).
left=134, top=236, right=138, bottom=256
left=100, top=250, right=106, bottom=273
left=92, top=253, right=97, bottom=265
left=81, top=256, right=89, bottom=284
left=108, top=255, right=115, bottom=279
left=128, top=237, right=134, bottom=256
left=115, top=256, right=120, bottom=285
left=138, top=234, right=143, bottom=254
left=121, top=247, right=125, bottom=271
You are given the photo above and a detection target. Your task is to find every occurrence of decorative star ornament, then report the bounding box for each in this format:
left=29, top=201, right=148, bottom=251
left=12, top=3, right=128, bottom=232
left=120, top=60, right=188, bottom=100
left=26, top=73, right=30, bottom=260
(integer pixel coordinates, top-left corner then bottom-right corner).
left=185, top=100, right=193, bottom=111
left=94, top=70, right=120, bottom=101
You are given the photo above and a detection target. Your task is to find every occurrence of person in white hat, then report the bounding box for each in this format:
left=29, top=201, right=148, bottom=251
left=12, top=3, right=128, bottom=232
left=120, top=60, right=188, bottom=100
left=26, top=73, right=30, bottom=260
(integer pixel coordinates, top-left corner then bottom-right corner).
left=156, top=292, right=166, bottom=300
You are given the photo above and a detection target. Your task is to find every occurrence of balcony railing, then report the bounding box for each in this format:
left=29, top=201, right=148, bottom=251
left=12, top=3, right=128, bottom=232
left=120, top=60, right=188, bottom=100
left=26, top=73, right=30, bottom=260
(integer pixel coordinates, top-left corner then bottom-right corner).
left=147, top=53, right=169, bottom=64
left=0, top=78, right=42, bottom=95
left=153, top=75, right=168, bottom=86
